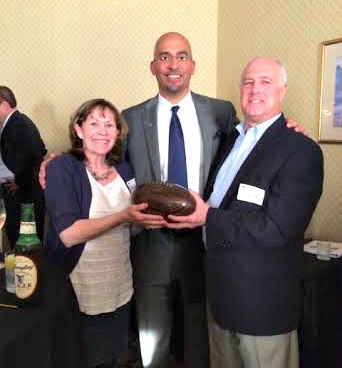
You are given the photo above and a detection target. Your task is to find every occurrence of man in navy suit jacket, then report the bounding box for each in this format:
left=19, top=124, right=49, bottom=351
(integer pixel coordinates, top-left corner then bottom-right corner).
left=167, top=57, right=324, bottom=368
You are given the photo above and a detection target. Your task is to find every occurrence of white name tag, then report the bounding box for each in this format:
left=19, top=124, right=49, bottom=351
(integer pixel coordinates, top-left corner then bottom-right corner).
left=126, top=178, right=137, bottom=193
left=237, top=183, right=265, bottom=206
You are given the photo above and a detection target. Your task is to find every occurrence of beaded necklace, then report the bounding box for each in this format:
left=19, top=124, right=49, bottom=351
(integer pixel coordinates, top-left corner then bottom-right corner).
left=85, top=162, right=114, bottom=182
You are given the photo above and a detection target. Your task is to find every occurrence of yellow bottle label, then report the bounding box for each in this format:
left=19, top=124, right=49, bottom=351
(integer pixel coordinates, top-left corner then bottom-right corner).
left=15, top=255, right=37, bottom=299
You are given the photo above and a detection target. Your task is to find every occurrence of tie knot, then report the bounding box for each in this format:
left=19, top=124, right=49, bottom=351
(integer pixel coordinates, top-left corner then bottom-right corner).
left=171, top=105, right=180, bottom=114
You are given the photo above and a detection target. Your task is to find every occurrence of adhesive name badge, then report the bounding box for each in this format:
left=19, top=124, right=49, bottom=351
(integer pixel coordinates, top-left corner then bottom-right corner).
left=237, top=183, right=265, bottom=206
left=126, top=178, right=137, bottom=193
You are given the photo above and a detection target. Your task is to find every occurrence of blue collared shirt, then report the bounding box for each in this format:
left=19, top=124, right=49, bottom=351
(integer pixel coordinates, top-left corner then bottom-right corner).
left=207, top=113, right=281, bottom=208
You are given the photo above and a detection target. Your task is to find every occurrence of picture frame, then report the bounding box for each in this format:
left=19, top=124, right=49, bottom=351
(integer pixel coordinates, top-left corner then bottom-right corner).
left=318, top=38, right=342, bottom=143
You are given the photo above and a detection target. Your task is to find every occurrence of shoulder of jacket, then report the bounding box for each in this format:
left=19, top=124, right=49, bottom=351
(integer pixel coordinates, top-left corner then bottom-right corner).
left=49, top=154, right=82, bottom=170
left=122, top=95, right=158, bottom=115
left=115, top=161, right=135, bottom=181
left=191, top=91, right=233, bottom=106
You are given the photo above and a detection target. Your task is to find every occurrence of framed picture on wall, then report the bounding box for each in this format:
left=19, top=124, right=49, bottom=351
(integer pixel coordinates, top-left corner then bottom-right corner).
left=318, top=38, right=342, bottom=143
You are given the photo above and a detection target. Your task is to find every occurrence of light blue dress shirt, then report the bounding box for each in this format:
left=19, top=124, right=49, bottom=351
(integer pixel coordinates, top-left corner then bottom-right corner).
left=207, top=114, right=281, bottom=208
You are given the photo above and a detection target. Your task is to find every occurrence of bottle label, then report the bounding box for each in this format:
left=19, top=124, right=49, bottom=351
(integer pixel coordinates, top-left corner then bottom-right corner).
left=19, top=221, right=37, bottom=235
left=15, top=255, right=38, bottom=299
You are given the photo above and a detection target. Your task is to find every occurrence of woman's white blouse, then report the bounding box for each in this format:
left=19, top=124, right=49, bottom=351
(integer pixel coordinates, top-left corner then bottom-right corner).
left=70, top=171, right=133, bottom=315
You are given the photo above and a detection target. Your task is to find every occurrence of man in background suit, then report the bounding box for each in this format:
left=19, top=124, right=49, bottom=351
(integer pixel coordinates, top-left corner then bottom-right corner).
left=0, top=86, right=47, bottom=247
left=122, top=32, right=238, bottom=368
left=166, top=57, right=323, bottom=368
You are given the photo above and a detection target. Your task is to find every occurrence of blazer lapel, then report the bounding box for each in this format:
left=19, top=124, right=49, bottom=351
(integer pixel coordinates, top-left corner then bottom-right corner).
left=192, top=93, right=221, bottom=189
left=142, top=97, right=161, bottom=181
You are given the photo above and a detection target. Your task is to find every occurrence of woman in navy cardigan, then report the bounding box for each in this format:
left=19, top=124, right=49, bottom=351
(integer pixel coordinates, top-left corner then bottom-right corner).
left=45, top=99, right=165, bottom=368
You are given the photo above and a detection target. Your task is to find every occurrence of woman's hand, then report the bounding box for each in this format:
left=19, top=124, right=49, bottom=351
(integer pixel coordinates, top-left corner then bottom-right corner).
left=60, top=203, right=167, bottom=247
left=122, top=203, right=168, bottom=229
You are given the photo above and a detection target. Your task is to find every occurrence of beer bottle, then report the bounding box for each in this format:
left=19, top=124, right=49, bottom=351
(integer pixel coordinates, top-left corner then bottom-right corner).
left=15, top=203, right=42, bottom=304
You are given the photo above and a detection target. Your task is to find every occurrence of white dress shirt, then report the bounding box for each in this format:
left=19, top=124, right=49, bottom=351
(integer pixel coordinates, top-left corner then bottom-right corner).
left=157, top=92, right=203, bottom=193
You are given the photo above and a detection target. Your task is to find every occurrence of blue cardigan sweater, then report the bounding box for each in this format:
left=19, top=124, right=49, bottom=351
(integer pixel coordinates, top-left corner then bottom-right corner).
left=44, top=154, right=135, bottom=274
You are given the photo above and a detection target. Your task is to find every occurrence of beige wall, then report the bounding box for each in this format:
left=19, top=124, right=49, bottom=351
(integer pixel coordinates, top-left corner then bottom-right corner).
left=217, top=0, right=342, bottom=241
left=1, top=0, right=342, bottom=240
left=0, top=0, right=218, bottom=152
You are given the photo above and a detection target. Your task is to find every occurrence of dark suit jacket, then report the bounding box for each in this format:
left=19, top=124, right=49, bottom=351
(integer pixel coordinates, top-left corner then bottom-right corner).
left=1, top=110, right=47, bottom=202
left=1, top=110, right=46, bottom=244
left=204, top=114, right=324, bottom=335
left=122, top=92, right=238, bottom=301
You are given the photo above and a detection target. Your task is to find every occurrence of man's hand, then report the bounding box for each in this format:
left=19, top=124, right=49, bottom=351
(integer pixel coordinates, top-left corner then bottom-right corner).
left=4, top=179, right=19, bottom=196
left=285, top=118, right=307, bottom=135
left=39, top=153, right=59, bottom=189
left=166, top=190, right=209, bottom=229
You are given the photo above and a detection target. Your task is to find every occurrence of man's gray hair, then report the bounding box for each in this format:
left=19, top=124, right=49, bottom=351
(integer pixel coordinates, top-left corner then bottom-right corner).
left=241, top=57, right=288, bottom=87
left=275, top=59, right=288, bottom=87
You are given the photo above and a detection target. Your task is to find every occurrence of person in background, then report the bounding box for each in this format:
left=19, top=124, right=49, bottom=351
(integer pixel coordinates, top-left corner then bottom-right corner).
left=0, top=86, right=46, bottom=247
left=166, top=57, right=324, bottom=368
left=44, top=99, right=166, bottom=368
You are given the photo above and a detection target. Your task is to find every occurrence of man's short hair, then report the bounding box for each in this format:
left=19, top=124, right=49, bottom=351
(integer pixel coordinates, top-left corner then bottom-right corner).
left=0, top=86, right=17, bottom=108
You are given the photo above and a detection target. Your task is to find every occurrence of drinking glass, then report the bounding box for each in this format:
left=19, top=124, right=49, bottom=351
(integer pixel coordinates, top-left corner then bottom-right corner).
left=316, top=241, right=331, bottom=261
left=0, top=199, right=6, bottom=231
left=0, top=198, right=6, bottom=253
left=5, top=250, right=15, bottom=293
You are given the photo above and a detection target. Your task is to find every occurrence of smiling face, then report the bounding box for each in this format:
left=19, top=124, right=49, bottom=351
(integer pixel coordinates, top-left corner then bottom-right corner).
left=150, top=32, right=196, bottom=104
left=74, top=106, right=118, bottom=159
left=240, top=58, right=287, bottom=127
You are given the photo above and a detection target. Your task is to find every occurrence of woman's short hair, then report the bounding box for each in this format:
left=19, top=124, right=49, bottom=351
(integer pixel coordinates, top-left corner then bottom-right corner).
left=68, top=98, right=128, bottom=164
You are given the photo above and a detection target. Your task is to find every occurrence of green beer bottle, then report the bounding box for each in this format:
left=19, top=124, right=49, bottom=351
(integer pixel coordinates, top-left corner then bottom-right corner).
left=15, top=203, right=42, bottom=304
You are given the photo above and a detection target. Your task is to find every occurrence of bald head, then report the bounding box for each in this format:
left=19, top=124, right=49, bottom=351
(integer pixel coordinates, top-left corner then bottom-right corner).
left=150, top=32, right=196, bottom=104
left=153, top=32, right=193, bottom=60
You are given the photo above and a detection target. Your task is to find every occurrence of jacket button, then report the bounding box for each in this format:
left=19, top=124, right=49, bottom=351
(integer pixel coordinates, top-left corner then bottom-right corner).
left=216, top=240, right=225, bottom=247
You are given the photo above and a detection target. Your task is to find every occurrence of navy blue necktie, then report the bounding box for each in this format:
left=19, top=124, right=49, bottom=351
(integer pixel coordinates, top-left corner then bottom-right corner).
left=168, top=106, right=188, bottom=188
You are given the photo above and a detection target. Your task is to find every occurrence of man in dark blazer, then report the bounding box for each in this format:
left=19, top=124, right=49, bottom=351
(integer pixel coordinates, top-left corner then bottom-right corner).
left=0, top=86, right=47, bottom=247
left=121, top=32, right=238, bottom=368
left=167, top=57, right=324, bottom=368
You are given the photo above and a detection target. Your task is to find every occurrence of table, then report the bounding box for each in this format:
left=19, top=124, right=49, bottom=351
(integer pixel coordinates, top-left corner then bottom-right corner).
left=299, top=252, right=342, bottom=368
left=1, top=251, right=340, bottom=368
left=0, top=253, right=85, bottom=368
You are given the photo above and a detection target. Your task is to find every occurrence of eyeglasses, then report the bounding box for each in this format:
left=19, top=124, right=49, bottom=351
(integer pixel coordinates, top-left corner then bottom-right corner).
left=155, top=54, right=192, bottom=63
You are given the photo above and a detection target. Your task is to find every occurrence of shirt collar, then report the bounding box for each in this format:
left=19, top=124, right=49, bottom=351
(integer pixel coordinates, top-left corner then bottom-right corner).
left=236, top=113, right=282, bottom=140
left=158, top=91, right=193, bottom=112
